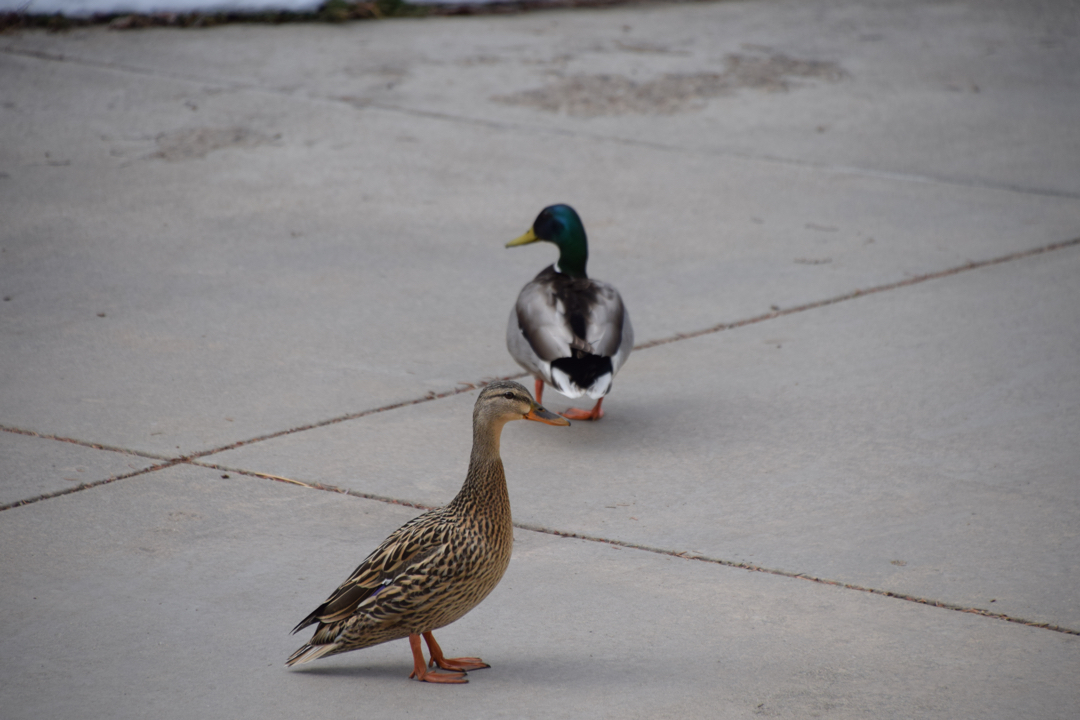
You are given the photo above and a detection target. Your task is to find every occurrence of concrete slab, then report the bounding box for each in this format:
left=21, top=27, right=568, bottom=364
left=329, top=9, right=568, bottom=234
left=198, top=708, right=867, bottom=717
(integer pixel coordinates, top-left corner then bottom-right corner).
left=0, top=430, right=159, bottom=508
left=0, top=50, right=523, bottom=455
left=1, top=25, right=1077, bottom=456
left=209, top=243, right=1080, bottom=630
left=1, top=464, right=1076, bottom=719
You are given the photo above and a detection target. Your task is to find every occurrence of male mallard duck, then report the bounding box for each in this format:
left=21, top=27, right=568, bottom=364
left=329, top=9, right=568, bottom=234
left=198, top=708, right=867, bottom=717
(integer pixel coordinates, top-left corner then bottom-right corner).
left=506, top=204, right=633, bottom=421
left=287, top=381, right=569, bottom=683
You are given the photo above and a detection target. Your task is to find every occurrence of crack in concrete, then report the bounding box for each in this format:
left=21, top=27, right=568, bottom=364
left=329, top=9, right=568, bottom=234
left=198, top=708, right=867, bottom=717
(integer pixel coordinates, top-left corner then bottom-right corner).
left=180, top=379, right=522, bottom=461
left=634, top=235, right=1080, bottom=351
left=0, top=459, right=182, bottom=512
left=515, top=523, right=1080, bottom=637
left=0, top=424, right=172, bottom=460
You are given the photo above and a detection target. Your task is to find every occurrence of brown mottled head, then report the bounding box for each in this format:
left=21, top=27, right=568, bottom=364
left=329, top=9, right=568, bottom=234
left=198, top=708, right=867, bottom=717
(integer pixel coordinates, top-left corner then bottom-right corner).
left=475, top=380, right=570, bottom=427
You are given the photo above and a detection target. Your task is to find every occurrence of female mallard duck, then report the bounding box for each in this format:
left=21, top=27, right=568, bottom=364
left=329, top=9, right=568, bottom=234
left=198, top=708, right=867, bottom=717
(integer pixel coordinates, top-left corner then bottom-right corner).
left=287, top=381, right=569, bottom=683
left=506, top=204, right=633, bottom=421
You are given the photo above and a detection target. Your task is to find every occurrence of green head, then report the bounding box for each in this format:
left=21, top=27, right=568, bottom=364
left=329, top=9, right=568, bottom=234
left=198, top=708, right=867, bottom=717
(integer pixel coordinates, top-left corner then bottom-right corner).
left=506, top=204, right=589, bottom=279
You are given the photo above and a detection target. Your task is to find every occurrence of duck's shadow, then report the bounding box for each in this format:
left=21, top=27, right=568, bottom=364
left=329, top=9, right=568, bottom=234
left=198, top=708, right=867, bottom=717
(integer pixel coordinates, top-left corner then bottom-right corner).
left=288, top=663, right=408, bottom=680
left=285, top=655, right=619, bottom=687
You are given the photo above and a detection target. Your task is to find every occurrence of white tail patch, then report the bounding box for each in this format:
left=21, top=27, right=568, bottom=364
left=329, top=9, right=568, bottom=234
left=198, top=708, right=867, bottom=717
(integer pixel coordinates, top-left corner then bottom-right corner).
left=585, top=372, right=612, bottom=400
left=550, top=366, right=587, bottom=399
left=587, top=377, right=613, bottom=399
left=549, top=367, right=612, bottom=400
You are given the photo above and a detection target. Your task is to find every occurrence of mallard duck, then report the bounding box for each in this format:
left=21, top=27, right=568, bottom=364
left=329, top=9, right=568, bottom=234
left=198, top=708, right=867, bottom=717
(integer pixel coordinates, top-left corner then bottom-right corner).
left=287, top=380, right=569, bottom=683
left=506, top=204, right=633, bottom=421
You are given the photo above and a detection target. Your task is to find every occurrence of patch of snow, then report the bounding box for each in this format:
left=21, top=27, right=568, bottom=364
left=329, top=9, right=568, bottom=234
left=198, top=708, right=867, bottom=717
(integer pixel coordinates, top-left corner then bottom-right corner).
left=4, top=0, right=323, bottom=15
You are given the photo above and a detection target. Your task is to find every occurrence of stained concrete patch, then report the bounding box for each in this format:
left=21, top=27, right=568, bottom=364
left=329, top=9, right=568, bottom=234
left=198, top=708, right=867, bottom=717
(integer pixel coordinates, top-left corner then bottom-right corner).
left=153, top=126, right=276, bottom=161
left=493, top=52, right=847, bottom=116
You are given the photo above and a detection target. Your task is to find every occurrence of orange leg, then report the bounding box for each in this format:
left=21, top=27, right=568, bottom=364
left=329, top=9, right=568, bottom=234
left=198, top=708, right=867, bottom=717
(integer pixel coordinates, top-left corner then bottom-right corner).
left=407, top=633, right=467, bottom=684
left=561, top=397, right=604, bottom=421
left=423, top=631, right=490, bottom=672
left=534, top=377, right=544, bottom=405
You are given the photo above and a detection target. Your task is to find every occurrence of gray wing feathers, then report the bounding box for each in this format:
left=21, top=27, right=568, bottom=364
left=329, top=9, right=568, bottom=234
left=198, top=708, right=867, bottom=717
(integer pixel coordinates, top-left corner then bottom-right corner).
left=514, top=282, right=574, bottom=361
left=585, top=281, right=631, bottom=360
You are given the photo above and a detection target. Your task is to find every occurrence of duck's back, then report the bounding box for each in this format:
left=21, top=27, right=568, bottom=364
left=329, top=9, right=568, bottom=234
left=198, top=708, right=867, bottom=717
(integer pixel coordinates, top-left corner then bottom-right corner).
left=509, top=266, right=633, bottom=397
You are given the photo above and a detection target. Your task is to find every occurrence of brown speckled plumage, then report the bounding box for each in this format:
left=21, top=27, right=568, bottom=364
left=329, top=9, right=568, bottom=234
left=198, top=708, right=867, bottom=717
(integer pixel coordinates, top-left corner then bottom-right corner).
left=287, top=380, right=569, bottom=682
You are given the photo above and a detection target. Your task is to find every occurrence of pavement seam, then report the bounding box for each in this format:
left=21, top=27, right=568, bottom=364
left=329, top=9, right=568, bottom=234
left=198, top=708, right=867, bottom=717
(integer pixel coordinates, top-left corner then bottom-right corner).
left=187, top=459, right=440, bottom=511
left=186, top=462, right=1080, bottom=637
left=521, top=525, right=1080, bottom=637
left=0, top=424, right=173, bottom=461
left=179, top=378, right=527, bottom=461
left=634, top=235, right=1080, bottom=351
left=4, top=45, right=1079, bottom=201
left=0, top=380, right=528, bottom=515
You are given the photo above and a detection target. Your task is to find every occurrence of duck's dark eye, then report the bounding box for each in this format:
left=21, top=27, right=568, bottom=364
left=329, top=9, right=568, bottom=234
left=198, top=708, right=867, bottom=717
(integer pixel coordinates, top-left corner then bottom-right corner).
left=503, top=392, right=515, bottom=400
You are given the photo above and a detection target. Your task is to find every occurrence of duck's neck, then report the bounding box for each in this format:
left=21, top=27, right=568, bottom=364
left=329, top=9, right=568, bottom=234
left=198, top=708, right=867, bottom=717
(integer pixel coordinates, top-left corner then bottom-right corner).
left=554, top=235, right=589, bottom=279
left=448, top=417, right=511, bottom=523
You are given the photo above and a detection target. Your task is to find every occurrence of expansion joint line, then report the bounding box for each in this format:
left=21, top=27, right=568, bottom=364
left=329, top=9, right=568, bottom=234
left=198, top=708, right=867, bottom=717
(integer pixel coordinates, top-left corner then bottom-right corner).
left=0, top=425, right=183, bottom=511
left=0, top=424, right=172, bottom=460
left=516, top=524, right=1080, bottom=637
left=0, top=459, right=183, bottom=512
left=634, top=235, right=1080, bottom=351
left=186, top=460, right=440, bottom=512
left=180, top=377, right=527, bottom=462
left=0, top=377, right=530, bottom=514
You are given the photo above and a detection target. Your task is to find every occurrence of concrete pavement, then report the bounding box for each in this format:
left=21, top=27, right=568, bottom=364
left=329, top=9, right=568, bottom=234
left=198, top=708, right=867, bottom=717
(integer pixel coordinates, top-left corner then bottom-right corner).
left=2, top=0, right=1078, bottom=717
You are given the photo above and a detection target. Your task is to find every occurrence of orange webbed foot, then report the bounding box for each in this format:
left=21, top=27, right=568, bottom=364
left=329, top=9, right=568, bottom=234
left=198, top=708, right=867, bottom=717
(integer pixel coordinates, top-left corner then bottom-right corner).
left=421, top=631, right=489, bottom=674
left=560, top=398, right=604, bottom=421
left=407, top=632, right=489, bottom=682
left=409, top=668, right=469, bottom=684
left=429, top=656, right=490, bottom=672
left=409, top=633, right=470, bottom=684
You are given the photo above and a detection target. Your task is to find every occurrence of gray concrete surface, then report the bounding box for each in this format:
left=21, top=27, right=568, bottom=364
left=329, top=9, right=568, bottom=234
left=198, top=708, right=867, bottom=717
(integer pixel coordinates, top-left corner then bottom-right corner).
left=1, top=0, right=1078, bottom=717
left=3, top=464, right=1076, bottom=719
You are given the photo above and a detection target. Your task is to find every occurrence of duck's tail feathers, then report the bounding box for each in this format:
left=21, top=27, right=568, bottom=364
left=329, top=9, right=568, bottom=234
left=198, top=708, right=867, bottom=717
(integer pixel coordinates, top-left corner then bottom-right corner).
left=286, top=642, right=341, bottom=667
left=550, top=356, right=613, bottom=399
left=583, top=371, right=613, bottom=400
left=291, top=610, right=321, bottom=635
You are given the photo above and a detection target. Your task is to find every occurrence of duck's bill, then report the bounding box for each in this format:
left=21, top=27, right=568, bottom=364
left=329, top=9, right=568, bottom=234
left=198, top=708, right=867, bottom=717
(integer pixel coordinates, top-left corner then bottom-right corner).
left=506, top=228, right=540, bottom=248
left=525, top=406, right=571, bottom=426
